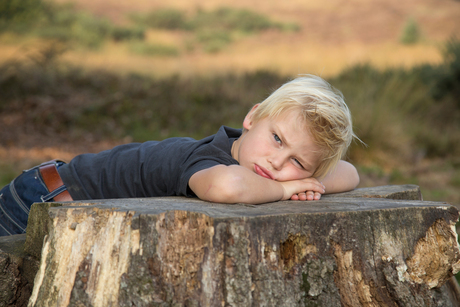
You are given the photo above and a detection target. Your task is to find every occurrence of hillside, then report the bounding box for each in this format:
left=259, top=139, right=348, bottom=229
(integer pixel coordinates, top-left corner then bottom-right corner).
left=59, top=0, right=459, bottom=44
left=2, top=0, right=459, bottom=77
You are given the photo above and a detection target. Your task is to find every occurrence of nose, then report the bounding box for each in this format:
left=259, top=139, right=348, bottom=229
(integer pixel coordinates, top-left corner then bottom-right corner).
left=269, top=153, right=285, bottom=171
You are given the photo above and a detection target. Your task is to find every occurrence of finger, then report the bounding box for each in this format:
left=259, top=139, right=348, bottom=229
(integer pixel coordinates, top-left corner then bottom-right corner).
left=302, top=180, right=326, bottom=194
left=314, top=192, right=322, bottom=200
left=306, top=191, right=315, bottom=201
left=298, top=192, right=307, bottom=201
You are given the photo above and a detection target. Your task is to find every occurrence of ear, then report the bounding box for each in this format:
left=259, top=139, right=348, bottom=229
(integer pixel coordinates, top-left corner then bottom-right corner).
left=242, top=104, right=260, bottom=130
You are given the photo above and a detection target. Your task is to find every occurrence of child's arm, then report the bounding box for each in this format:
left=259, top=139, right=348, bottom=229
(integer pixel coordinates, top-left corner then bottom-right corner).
left=322, top=160, right=359, bottom=193
left=291, top=160, right=359, bottom=201
left=189, top=164, right=325, bottom=204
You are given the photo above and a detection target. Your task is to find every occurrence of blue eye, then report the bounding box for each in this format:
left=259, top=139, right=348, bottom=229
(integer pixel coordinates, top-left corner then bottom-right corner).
left=273, top=134, right=281, bottom=144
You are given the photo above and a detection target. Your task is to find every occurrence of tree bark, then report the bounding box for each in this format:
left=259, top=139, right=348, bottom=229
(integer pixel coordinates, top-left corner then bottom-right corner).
left=22, top=185, right=460, bottom=307
left=0, top=234, right=39, bottom=307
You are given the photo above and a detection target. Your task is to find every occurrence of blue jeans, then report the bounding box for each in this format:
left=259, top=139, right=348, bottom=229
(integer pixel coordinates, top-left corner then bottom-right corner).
left=0, top=161, right=67, bottom=236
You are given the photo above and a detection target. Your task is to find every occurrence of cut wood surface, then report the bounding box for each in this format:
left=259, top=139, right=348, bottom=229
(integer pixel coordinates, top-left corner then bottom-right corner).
left=21, top=185, right=460, bottom=307
left=324, top=184, right=423, bottom=200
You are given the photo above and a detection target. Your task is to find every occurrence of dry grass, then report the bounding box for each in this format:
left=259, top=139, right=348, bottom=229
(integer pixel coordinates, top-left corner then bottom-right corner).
left=1, top=38, right=443, bottom=79
left=2, top=0, right=457, bottom=78
left=53, top=0, right=460, bottom=47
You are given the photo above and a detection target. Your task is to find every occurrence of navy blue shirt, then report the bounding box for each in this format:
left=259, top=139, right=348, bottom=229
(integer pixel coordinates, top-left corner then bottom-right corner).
left=59, top=126, right=241, bottom=200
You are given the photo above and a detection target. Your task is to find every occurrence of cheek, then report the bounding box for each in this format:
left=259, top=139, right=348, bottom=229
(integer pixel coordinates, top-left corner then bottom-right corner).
left=238, top=137, right=273, bottom=165
left=238, top=141, right=257, bottom=164
left=248, top=139, right=271, bottom=156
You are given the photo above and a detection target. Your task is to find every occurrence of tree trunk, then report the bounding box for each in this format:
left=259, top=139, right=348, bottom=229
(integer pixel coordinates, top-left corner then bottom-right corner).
left=19, top=185, right=460, bottom=306
left=0, top=234, right=38, bottom=307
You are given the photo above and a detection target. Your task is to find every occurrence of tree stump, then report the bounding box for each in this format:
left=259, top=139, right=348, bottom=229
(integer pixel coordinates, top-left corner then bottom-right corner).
left=0, top=234, right=38, bottom=307
left=21, top=185, right=460, bottom=307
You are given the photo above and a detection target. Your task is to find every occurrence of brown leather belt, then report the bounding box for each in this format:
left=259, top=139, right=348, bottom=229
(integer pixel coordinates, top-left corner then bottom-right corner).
left=39, top=161, right=73, bottom=202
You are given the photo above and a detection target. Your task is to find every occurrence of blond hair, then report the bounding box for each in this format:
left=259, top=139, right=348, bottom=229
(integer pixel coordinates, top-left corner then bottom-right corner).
left=250, top=74, right=357, bottom=178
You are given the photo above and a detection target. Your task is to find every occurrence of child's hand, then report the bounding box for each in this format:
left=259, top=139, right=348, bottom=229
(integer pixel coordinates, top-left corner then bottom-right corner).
left=290, top=190, right=323, bottom=201
left=279, top=178, right=325, bottom=201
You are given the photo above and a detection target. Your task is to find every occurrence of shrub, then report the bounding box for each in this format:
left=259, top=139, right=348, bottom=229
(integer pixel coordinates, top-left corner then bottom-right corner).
left=0, top=0, right=46, bottom=31
left=111, top=26, right=145, bottom=41
left=430, top=38, right=460, bottom=103
left=196, top=29, right=232, bottom=53
left=132, top=7, right=285, bottom=33
left=190, top=7, right=276, bottom=33
left=330, top=63, right=452, bottom=162
left=331, top=41, right=460, bottom=161
left=1, top=1, right=145, bottom=48
left=39, top=8, right=113, bottom=48
left=400, top=17, right=421, bottom=45
left=132, top=8, right=189, bottom=30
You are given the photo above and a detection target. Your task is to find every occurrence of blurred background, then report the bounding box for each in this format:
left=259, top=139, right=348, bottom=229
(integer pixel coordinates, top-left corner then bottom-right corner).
left=0, top=0, right=460, bottom=208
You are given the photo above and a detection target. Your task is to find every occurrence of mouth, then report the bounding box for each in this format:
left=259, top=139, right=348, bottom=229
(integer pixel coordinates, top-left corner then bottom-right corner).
left=254, top=164, right=274, bottom=180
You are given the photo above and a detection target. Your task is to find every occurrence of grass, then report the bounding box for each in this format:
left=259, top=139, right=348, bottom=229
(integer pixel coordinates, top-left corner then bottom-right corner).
left=0, top=40, right=443, bottom=80
left=0, top=0, right=447, bottom=78
left=128, top=41, right=179, bottom=56
left=129, top=7, right=299, bottom=54
left=1, top=2, right=298, bottom=55
left=130, top=7, right=296, bottom=33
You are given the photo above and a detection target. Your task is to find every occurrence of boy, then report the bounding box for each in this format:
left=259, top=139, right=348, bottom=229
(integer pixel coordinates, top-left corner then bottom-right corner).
left=0, top=75, right=359, bottom=236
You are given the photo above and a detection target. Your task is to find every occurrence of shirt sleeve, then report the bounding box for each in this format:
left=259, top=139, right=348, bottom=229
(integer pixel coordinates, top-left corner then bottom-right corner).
left=178, top=149, right=237, bottom=197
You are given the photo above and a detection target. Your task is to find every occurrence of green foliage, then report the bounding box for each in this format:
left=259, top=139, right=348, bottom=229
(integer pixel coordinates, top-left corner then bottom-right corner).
left=190, top=7, right=279, bottom=33
left=111, top=26, right=145, bottom=42
left=430, top=38, right=460, bottom=104
left=0, top=1, right=146, bottom=48
left=400, top=17, right=421, bottom=45
left=0, top=0, right=46, bottom=31
left=132, top=7, right=292, bottom=33
left=332, top=65, right=424, bottom=159
left=1, top=4, right=297, bottom=53
left=409, top=39, right=460, bottom=157
left=130, top=7, right=299, bottom=53
left=330, top=40, right=460, bottom=161
left=130, top=8, right=189, bottom=30
left=39, top=9, right=113, bottom=48
left=195, top=29, right=233, bottom=53
left=38, top=5, right=137, bottom=48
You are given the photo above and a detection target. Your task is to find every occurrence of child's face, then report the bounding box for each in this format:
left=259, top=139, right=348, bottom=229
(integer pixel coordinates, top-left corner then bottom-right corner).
left=232, top=105, right=321, bottom=181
